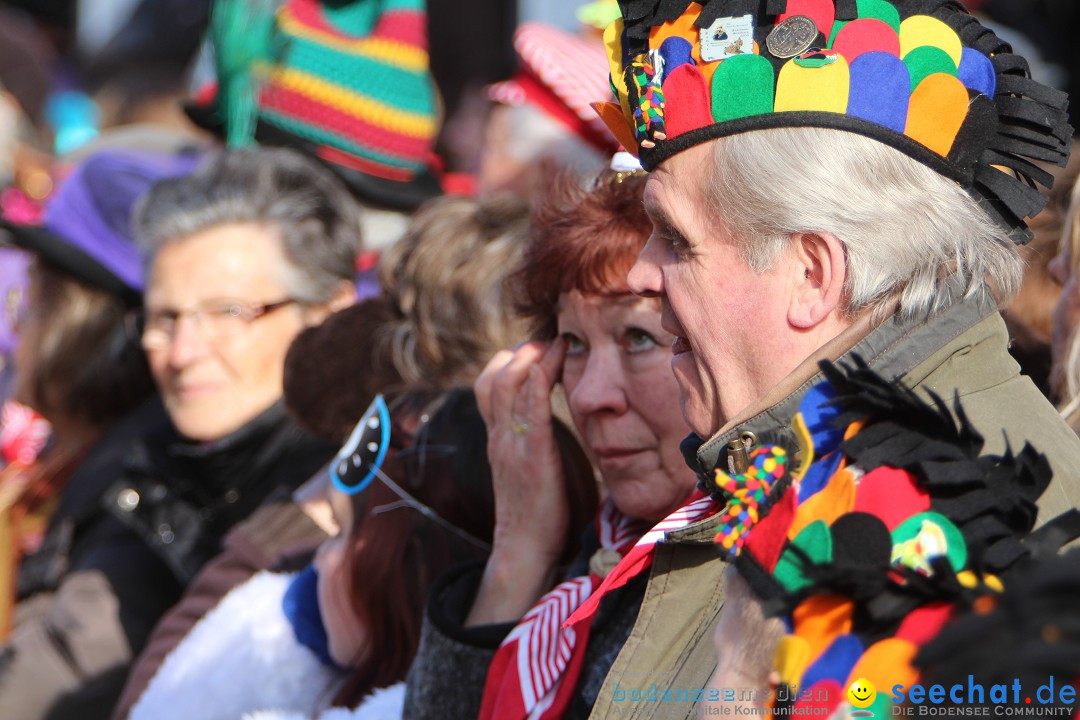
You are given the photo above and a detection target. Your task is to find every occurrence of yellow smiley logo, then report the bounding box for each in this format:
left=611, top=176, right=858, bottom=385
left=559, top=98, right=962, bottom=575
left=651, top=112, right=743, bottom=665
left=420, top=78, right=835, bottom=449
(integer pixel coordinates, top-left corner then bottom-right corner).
left=847, top=678, right=877, bottom=709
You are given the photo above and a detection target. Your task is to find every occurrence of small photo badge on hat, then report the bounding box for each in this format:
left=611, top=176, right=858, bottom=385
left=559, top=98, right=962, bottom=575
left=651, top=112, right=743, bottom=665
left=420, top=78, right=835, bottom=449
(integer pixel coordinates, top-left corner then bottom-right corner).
left=700, top=14, right=754, bottom=62
left=330, top=395, right=391, bottom=496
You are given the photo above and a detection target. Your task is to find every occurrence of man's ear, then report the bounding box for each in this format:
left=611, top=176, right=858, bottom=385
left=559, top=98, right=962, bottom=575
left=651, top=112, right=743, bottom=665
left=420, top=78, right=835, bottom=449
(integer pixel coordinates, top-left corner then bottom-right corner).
left=787, top=232, right=847, bottom=329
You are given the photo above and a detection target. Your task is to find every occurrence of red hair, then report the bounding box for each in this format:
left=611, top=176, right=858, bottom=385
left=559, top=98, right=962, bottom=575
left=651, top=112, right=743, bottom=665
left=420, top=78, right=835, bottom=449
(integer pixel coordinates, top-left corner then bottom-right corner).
left=515, top=171, right=651, bottom=339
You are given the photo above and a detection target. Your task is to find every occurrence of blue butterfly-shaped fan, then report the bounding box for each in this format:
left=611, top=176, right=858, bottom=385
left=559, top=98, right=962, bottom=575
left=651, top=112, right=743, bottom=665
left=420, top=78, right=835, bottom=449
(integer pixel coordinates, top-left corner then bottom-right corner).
left=330, top=394, right=391, bottom=495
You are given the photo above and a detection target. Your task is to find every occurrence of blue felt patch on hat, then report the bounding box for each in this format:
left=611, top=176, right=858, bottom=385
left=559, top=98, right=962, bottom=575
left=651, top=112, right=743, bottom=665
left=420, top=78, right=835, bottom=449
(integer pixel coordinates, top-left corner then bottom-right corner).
left=659, top=36, right=695, bottom=73
left=957, top=47, right=996, bottom=97
left=797, top=380, right=843, bottom=456
left=797, top=450, right=844, bottom=505
left=799, top=633, right=864, bottom=689
left=848, top=51, right=910, bottom=132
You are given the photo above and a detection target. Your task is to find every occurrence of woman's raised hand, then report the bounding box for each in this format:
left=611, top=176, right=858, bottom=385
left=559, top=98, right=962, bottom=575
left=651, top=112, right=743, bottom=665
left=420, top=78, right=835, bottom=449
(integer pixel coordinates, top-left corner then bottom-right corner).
left=468, top=338, right=569, bottom=625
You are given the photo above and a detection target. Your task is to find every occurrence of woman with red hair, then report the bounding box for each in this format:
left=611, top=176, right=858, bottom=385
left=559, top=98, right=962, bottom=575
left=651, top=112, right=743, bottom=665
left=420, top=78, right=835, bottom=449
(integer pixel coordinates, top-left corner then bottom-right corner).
left=404, top=162, right=709, bottom=720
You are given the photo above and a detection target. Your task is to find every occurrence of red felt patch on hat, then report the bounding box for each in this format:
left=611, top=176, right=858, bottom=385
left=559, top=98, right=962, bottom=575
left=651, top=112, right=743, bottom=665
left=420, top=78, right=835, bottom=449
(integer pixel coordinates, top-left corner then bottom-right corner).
left=794, top=679, right=843, bottom=715
left=895, top=601, right=953, bottom=647
left=744, top=486, right=797, bottom=571
left=853, top=466, right=930, bottom=531
left=832, top=18, right=900, bottom=63
left=661, top=64, right=713, bottom=138
left=778, top=0, right=836, bottom=42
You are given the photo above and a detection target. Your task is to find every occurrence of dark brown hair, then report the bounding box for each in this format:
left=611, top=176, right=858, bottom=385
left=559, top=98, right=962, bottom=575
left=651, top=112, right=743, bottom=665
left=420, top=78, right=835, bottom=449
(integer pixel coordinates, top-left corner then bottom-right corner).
left=515, top=171, right=651, bottom=339
left=283, top=297, right=404, bottom=443
left=17, top=258, right=154, bottom=428
left=332, top=388, right=597, bottom=707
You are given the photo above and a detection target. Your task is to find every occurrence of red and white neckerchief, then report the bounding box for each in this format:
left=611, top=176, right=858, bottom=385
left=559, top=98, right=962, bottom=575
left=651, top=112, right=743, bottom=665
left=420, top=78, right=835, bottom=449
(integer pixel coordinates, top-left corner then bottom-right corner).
left=478, top=491, right=718, bottom=720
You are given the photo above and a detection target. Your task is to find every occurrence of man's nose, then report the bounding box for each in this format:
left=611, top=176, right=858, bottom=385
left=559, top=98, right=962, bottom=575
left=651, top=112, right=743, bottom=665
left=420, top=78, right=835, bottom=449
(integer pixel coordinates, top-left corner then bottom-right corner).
left=628, top=233, right=664, bottom=298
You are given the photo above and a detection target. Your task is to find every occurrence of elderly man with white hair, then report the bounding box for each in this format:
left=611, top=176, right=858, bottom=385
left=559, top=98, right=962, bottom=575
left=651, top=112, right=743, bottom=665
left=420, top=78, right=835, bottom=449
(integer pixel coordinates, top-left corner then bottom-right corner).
left=573, top=0, right=1080, bottom=717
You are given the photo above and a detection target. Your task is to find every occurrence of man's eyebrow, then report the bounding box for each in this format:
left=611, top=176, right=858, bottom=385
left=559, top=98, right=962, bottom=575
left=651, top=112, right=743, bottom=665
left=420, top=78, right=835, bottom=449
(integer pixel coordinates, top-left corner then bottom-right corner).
left=643, top=196, right=674, bottom=230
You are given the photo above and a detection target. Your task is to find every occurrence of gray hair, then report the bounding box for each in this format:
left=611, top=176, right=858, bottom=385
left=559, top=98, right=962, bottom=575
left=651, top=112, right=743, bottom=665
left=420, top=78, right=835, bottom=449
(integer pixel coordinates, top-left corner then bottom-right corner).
left=135, top=147, right=362, bottom=303
left=705, top=127, right=1024, bottom=321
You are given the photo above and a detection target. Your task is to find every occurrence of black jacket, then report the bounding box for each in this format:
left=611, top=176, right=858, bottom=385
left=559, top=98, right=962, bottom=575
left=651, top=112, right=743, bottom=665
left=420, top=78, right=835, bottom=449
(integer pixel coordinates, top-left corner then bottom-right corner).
left=2, top=398, right=337, bottom=720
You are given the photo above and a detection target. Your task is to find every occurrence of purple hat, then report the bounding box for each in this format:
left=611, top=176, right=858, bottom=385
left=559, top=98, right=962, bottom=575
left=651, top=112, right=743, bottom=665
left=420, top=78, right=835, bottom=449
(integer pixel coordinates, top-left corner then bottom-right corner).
left=0, top=149, right=202, bottom=305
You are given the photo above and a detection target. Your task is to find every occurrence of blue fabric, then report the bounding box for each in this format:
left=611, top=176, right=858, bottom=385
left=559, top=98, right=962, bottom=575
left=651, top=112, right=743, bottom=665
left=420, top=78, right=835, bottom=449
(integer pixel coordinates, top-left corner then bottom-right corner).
left=797, top=380, right=843, bottom=456
left=282, top=563, right=340, bottom=668
left=848, top=52, right=910, bottom=133
left=957, top=47, right=996, bottom=97
left=799, top=633, right=864, bottom=689
left=798, top=451, right=844, bottom=504
left=659, top=36, right=695, bottom=73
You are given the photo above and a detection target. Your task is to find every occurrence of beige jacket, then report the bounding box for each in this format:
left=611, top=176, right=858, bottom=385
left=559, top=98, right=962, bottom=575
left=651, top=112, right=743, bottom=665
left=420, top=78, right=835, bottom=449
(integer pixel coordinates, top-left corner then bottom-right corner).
left=588, top=289, right=1080, bottom=720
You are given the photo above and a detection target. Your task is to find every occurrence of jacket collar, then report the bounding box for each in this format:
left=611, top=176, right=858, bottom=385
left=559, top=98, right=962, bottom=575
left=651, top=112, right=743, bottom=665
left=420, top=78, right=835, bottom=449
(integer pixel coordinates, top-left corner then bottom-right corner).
left=686, top=278, right=1001, bottom=487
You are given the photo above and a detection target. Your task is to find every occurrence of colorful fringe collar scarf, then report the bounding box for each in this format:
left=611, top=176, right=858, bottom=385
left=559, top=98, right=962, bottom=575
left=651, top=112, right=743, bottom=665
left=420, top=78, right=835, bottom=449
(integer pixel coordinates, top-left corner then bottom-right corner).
left=708, top=358, right=1080, bottom=717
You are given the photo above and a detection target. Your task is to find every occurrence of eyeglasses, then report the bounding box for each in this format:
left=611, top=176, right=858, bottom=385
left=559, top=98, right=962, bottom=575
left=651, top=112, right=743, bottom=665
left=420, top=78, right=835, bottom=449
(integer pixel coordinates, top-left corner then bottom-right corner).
left=128, top=298, right=298, bottom=349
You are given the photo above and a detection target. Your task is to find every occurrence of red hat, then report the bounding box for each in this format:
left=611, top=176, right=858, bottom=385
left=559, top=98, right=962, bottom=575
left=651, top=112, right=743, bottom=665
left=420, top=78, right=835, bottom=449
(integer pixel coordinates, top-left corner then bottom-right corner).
left=488, top=23, right=619, bottom=154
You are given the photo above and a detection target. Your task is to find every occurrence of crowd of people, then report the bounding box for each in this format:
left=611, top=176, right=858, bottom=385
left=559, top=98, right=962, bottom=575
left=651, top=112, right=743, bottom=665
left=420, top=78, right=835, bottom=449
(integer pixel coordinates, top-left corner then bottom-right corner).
left=0, top=0, right=1077, bottom=719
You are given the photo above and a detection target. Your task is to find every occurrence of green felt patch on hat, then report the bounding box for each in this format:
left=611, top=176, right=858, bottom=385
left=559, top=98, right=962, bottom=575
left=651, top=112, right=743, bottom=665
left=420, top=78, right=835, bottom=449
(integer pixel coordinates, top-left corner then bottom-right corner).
left=775, top=520, right=833, bottom=592
left=711, top=54, right=775, bottom=123
left=903, top=46, right=957, bottom=91
left=857, top=0, right=900, bottom=32
left=891, top=511, right=967, bottom=575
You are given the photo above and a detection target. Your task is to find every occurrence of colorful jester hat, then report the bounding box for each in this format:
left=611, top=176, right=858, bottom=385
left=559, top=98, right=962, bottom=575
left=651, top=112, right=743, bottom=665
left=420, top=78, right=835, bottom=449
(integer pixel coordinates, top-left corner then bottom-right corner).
left=597, top=0, right=1072, bottom=243
left=191, top=0, right=441, bottom=210
left=708, top=358, right=1080, bottom=717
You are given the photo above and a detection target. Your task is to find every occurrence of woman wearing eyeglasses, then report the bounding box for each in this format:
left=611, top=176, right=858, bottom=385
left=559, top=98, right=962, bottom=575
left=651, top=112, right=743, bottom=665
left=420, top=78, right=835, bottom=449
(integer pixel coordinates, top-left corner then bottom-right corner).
left=123, top=194, right=597, bottom=720
left=0, top=147, right=356, bottom=720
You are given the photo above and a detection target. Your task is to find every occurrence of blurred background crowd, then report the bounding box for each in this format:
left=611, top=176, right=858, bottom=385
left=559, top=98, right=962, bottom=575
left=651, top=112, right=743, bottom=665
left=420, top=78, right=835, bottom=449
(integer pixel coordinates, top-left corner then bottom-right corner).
left=0, top=0, right=1076, bottom=719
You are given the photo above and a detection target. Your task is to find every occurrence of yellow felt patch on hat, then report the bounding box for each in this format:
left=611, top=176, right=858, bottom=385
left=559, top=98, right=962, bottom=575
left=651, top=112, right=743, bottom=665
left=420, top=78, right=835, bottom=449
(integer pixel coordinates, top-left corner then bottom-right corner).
left=774, top=635, right=813, bottom=688
left=592, top=101, right=641, bottom=156
left=793, top=594, right=855, bottom=666
left=605, top=19, right=628, bottom=98
left=649, top=2, right=705, bottom=63
left=775, top=54, right=850, bottom=113
left=845, top=638, right=918, bottom=692
left=899, top=15, right=962, bottom=68
left=788, top=467, right=855, bottom=539
left=905, top=73, right=969, bottom=156
left=603, top=19, right=635, bottom=126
